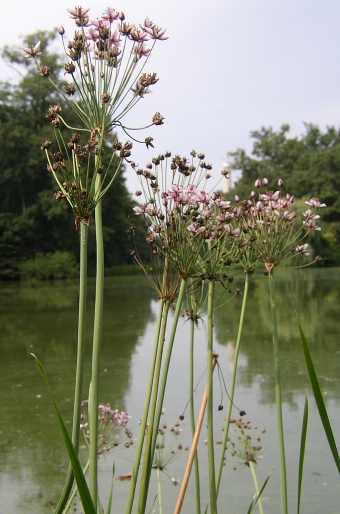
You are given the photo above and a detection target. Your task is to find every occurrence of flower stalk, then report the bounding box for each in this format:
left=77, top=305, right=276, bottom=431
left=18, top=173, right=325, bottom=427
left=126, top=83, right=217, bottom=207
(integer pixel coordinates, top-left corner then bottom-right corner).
left=268, top=269, right=288, bottom=514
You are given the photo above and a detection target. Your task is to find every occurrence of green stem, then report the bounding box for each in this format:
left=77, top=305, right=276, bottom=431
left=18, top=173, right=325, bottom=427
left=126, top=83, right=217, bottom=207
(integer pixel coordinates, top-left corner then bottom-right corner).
left=138, top=277, right=187, bottom=513
left=268, top=270, right=288, bottom=514
left=189, top=318, right=201, bottom=514
left=89, top=177, right=105, bottom=511
left=216, top=271, right=251, bottom=494
left=54, top=221, right=88, bottom=514
left=249, top=461, right=264, bottom=514
left=64, top=460, right=90, bottom=513
left=207, top=280, right=217, bottom=514
left=157, top=468, right=163, bottom=514
left=126, top=299, right=170, bottom=514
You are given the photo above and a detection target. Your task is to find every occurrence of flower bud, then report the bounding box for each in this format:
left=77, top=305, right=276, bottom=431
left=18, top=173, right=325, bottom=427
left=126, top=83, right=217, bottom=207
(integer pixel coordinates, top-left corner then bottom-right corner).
left=255, top=179, right=261, bottom=188
left=262, top=178, right=268, bottom=185
left=59, top=26, right=65, bottom=35
left=278, top=178, right=284, bottom=186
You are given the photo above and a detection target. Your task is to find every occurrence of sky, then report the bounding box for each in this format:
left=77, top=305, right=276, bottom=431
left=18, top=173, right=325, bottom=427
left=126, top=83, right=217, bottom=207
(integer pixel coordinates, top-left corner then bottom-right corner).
left=1, top=0, right=340, bottom=194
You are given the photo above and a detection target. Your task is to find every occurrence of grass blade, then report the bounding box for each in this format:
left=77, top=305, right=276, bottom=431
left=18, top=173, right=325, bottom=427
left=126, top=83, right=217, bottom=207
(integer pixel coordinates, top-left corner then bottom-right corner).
left=297, top=393, right=308, bottom=514
left=105, top=463, right=115, bottom=514
left=31, top=354, right=96, bottom=514
left=297, top=318, right=340, bottom=474
left=246, top=472, right=271, bottom=514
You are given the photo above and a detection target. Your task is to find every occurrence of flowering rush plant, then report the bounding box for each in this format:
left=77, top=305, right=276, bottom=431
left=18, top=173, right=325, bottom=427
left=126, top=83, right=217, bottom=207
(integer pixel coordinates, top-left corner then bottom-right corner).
left=235, top=178, right=326, bottom=273
left=24, top=5, right=167, bottom=225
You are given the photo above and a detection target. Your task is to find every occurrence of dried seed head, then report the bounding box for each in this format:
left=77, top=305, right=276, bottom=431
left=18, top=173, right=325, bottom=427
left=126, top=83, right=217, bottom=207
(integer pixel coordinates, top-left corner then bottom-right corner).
left=38, top=64, right=51, bottom=77
left=152, top=112, right=164, bottom=125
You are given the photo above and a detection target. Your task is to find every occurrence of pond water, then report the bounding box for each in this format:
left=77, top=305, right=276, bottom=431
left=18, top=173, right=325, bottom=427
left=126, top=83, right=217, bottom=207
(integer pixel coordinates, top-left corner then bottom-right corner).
left=0, top=268, right=339, bottom=513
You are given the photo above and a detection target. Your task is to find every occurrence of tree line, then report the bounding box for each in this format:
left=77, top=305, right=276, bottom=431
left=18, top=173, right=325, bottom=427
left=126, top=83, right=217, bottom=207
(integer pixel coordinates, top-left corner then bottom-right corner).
left=0, top=31, right=145, bottom=280
left=1, top=33, right=339, bottom=279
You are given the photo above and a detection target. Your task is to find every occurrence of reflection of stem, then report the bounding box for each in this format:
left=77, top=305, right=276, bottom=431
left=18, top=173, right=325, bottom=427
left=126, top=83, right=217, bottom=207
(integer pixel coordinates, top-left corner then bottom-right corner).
left=89, top=174, right=105, bottom=510
left=268, top=270, right=288, bottom=514
left=124, top=300, right=166, bottom=514
left=207, top=280, right=217, bottom=514
left=174, top=352, right=218, bottom=514
left=54, top=222, right=88, bottom=514
left=216, top=271, right=251, bottom=494
left=249, top=461, right=264, bottom=514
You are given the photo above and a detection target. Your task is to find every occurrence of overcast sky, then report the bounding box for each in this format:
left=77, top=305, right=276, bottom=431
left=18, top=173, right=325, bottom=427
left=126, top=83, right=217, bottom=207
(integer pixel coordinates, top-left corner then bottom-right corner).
left=1, top=0, right=340, bottom=193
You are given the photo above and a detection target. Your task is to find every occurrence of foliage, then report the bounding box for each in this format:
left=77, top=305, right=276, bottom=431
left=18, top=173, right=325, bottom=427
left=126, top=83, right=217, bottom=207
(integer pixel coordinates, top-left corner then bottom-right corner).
left=228, top=124, right=340, bottom=265
left=19, top=251, right=79, bottom=280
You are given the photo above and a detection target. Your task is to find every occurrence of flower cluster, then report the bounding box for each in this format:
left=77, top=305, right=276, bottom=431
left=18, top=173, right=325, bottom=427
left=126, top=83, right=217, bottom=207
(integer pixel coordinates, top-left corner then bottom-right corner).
left=41, top=131, right=132, bottom=227
left=31, top=6, right=167, bottom=227
left=131, top=153, right=248, bottom=282
left=31, top=6, right=167, bottom=140
left=239, top=178, right=326, bottom=273
left=80, top=401, right=133, bottom=454
left=152, top=419, right=188, bottom=484
left=227, top=417, right=265, bottom=469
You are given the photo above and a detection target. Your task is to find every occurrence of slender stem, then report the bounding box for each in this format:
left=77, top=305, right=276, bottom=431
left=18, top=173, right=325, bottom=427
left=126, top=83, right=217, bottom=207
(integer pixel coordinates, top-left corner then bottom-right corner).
left=132, top=299, right=171, bottom=514
left=249, top=461, right=264, bottom=514
left=207, top=280, right=217, bottom=514
left=157, top=468, right=163, bottom=514
left=54, top=222, right=88, bottom=514
left=89, top=176, right=105, bottom=511
left=138, top=278, right=187, bottom=514
left=189, top=318, right=201, bottom=514
left=124, top=300, right=165, bottom=514
left=174, top=354, right=218, bottom=514
left=216, top=271, right=251, bottom=493
left=268, top=270, right=288, bottom=514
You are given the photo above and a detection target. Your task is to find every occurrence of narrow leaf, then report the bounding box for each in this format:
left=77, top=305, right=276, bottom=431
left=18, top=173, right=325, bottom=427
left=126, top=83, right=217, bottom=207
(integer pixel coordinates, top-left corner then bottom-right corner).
left=31, top=354, right=96, bottom=514
left=297, top=393, right=308, bottom=514
left=246, top=472, right=271, bottom=514
left=53, top=403, right=96, bottom=514
left=297, top=317, right=340, bottom=474
left=105, top=463, right=115, bottom=514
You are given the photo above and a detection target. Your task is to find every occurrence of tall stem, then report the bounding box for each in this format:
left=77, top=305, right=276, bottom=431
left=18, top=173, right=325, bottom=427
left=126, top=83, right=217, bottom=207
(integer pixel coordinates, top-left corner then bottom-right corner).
left=189, top=318, right=201, bottom=514
left=134, top=300, right=171, bottom=514
left=268, top=270, right=288, bottom=514
left=124, top=300, right=165, bottom=514
left=207, top=280, right=217, bottom=514
left=138, top=277, right=187, bottom=513
left=216, top=271, right=250, bottom=494
left=89, top=176, right=105, bottom=511
left=249, top=461, right=265, bottom=514
left=54, top=221, right=88, bottom=514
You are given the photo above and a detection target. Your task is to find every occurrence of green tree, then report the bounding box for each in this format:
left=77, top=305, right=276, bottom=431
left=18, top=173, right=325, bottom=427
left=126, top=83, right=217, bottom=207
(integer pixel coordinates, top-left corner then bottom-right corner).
left=0, top=31, right=140, bottom=279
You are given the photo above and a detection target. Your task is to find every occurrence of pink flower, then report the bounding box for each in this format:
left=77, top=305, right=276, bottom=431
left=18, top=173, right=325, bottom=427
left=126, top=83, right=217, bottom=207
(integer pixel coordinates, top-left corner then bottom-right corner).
left=133, top=43, right=151, bottom=59
left=305, top=197, right=326, bottom=208
left=187, top=222, right=205, bottom=234
left=23, top=41, right=42, bottom=59
left=101, top=7, right=120, bottom=23
left=296, top=244, right=309, bottom=256
left=129, top=27, right=149, bottom=43
left=303, top=219, right=321, bottom=231
left=67, top=6, right=91, bottom=26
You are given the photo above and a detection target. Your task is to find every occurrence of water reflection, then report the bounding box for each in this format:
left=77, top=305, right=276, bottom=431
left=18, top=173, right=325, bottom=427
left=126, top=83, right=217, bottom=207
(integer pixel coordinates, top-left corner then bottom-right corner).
left=0, top=270, right=339, bottom=513
left=0, top=276, right=154, bottom=512
left=214, top=268, right=340, bottom=403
